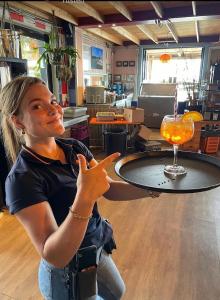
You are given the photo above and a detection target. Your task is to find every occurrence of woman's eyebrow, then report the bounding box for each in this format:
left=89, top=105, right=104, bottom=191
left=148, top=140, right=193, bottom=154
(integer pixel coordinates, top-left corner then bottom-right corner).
left=29, top=95, right=56, bottom=104
left=28, top=98, right=42, bottom=104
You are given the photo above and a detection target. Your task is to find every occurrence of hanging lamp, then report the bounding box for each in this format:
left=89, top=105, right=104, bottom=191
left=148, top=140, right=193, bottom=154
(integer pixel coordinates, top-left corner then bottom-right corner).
left=160, top=53, right=172, bottom=63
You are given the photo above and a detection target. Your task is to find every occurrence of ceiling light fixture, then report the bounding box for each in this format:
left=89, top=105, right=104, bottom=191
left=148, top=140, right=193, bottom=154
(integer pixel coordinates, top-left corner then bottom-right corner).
left=160, top=53, right=172, bottom=63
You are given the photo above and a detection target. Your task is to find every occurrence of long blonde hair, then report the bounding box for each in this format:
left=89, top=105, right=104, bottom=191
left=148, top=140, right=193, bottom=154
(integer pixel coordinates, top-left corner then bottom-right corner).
left=0, top=76, right=45, bottom=165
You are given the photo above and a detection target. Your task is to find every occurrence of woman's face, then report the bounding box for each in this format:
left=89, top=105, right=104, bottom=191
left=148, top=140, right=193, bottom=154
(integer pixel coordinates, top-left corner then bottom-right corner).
left=15, top=83, right=65, bottom=139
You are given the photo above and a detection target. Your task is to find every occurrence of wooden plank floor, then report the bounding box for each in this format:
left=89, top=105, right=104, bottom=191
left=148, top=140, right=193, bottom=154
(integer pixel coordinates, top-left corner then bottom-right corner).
left=1, top=152, right=220, bottom=300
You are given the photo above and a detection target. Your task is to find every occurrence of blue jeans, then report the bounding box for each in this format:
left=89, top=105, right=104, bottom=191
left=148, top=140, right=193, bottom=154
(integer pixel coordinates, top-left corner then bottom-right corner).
left=38, top=249, right=125, bottom=300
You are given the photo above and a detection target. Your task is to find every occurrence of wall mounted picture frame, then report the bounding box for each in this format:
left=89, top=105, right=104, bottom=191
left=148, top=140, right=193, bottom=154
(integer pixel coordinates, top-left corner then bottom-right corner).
left=116, top=61, right=122, bottom=67
left=91, top=46, right=103, bottom=69
left=129, top=61, right=135, bottom=67
left=123, top=61, right=128, bottom=67
left=114, top=74, right=121, bottom=82
left=121, top=74, right=127, bottom=81
left=127, top=74, right=135, bottom=82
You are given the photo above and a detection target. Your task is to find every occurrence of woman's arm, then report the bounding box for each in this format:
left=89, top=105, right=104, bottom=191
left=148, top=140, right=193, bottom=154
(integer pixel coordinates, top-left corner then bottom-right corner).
left=16, top=198, right=92, bottom=269
left=15, top=153, right=120, bottom=268
left=104, top=176, right=160, bottom=200
left=89, top=158, right=160, bottom=201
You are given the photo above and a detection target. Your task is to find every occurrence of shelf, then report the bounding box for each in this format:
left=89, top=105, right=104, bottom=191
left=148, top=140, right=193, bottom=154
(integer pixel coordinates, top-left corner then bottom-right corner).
left=206, top=91, right=220, bottom=93
left=63, top=115, right=89, bottom=128
left=0, top=57, right=27, bottom=64
left=199, top=120, right=220, bottom=126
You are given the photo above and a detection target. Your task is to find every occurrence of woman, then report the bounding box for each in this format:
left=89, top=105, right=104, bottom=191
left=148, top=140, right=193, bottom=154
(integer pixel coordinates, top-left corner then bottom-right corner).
left=0, top=76, right=159, bottom=300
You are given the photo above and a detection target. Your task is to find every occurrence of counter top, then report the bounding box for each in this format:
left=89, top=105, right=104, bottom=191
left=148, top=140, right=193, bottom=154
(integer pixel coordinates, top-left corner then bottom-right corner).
left=63, top=115, right=89, bottom=128
left=89, top=117, right=141, bottom=125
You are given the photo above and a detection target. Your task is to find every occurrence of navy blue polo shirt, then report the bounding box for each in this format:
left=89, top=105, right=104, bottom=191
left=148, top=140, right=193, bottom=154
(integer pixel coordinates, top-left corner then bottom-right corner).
left=5, top=138, right=113, bottom=248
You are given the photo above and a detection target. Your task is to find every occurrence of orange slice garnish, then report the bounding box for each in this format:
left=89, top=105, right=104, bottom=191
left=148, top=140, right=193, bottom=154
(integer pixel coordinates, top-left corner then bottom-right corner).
left=181, top=111, right=203, bottom=122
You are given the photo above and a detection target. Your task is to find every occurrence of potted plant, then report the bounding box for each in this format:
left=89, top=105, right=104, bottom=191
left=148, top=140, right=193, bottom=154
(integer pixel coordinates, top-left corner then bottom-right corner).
left=37, top=23, right=79, bottom=81
left=37, top=43, right=79, bottom=68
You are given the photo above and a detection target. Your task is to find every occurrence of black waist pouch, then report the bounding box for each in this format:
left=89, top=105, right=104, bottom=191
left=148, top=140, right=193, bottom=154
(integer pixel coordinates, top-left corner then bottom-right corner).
left=103, top=235, right=117, bottom=254
left=103, top=219, right=117, bottom=254
left=70, top=245, right=98, bottom=300
left=81, top=217, right=115, bottom=249
left=76, top=267, right=97, bottom=299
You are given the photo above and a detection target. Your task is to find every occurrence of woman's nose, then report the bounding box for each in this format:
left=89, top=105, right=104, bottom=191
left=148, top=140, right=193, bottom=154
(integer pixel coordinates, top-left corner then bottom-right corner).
left=47, top=104, right=57, bottom=115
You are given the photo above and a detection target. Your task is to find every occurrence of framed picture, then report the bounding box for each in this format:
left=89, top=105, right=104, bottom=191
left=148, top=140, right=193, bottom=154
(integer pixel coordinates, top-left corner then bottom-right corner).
left=127, top=74, right=135, bottom=82
left=129, top=61, right=135, bottom=67
left=116, top=61, right=122, bottom=67
left=114, top=74, right=121, bottom=82
left=91, top=46, right=103, bottom=69
left=121, top=74, right=127, bottom=81
left=123, top=61, right=128, bottom=67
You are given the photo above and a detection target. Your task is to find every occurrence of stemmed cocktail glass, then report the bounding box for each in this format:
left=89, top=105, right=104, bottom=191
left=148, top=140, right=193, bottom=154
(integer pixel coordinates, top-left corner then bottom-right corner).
left=160, top=114, right=194, bottom=176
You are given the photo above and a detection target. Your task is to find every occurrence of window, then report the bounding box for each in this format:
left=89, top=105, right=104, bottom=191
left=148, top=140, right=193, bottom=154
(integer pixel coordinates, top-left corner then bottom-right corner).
left=20, top=35, right=48, bottom=85
left=142, top=48, right=202, bottom=101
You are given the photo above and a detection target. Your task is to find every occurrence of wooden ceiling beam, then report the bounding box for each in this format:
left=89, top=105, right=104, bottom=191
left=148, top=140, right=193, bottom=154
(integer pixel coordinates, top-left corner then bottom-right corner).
left=112, top=26, right=140, bottom=45
left=192, top=2, right=200, bottom=43
left=22, top=1, right=78, bottom=25
left=165, top=20, right=179, bottom=43
left=195, top=20, right=200, bottom=42
left=78, top=4, right=220, bottom=28
left=192, top=1, right=197, bottom=16
left=123, top=34, right=220, bottom=46
left=70, top=2, right=104, bottom=23
left=137, top=25, right=158, bottom=44
left=150, top=1, right=163, bottom=18
left=108, top=1, right=132, bottom=21
left=86, top=28, right=123, bottom=45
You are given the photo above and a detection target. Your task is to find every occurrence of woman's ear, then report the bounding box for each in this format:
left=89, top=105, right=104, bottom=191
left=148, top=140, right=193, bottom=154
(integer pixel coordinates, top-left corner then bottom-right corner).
left=11, top=115, right=25, bottom=131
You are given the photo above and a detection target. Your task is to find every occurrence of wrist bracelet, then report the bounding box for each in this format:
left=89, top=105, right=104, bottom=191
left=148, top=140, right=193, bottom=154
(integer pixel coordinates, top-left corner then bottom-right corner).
left=69, top=207, right=92, bottom=220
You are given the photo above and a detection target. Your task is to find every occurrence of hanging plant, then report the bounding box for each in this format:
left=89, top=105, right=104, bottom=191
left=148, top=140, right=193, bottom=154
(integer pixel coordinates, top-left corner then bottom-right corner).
left=37, top=11, right=79, bottom=79
left=37, top=43, right=79, bottom=68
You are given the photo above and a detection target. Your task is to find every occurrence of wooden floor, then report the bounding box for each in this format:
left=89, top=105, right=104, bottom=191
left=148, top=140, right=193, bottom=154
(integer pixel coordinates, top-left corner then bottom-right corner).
left=1, top=151, right=220, bottom=300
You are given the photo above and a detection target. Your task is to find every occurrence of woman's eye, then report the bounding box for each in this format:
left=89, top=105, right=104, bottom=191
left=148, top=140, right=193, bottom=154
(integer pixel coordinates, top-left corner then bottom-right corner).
left=32, top=104, right=42, bottom=109
left=51, top=99, right=58, bottom=105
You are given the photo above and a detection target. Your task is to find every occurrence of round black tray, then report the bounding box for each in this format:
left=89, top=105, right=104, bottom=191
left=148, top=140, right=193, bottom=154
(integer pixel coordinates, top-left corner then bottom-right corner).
left=115, top=150, right=220, bottom=193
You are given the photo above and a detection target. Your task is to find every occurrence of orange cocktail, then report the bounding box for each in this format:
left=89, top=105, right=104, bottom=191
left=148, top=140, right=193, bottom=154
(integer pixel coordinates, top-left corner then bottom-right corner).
left=160, top=115, right=194, bottom=176
left=160, top=117, right=194, bottom=145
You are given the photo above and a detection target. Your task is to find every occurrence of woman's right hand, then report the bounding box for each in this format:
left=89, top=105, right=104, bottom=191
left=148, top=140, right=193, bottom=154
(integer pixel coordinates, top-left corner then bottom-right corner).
left=76, top=152, right=120, bottom=204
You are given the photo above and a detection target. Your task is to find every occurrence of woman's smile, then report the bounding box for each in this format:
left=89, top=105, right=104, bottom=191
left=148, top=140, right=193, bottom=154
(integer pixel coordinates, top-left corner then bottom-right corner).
left=47, top=115, right=62, bottom=125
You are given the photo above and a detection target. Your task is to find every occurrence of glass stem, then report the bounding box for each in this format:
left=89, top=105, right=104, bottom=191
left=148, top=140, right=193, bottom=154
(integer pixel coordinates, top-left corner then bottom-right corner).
left=173, top=144, right=179, bottom=167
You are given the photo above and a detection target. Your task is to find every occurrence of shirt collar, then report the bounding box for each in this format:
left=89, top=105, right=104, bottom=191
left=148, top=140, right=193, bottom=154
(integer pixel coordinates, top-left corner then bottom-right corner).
left=21, top=138, right=74, bottom=165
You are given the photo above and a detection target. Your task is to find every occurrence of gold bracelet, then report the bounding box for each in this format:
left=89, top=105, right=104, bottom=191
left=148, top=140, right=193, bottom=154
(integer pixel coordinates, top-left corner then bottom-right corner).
left=69, top=207, right=92, bottom=220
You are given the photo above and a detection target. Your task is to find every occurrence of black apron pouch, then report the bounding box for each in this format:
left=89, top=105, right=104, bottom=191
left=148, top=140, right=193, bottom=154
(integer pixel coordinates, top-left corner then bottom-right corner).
left=76, top=267, right=97, bottom=299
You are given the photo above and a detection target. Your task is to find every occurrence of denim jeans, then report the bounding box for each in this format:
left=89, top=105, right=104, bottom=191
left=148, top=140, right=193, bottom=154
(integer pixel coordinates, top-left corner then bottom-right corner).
left=38, top=249, right=125, bottom=300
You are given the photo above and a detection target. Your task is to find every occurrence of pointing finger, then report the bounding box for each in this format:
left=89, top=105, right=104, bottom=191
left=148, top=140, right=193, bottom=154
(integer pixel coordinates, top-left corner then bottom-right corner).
left=99, top=152, right=121, bottom=169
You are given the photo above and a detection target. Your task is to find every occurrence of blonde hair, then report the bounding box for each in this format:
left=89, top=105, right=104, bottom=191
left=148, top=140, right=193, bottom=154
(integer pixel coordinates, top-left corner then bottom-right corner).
left=0, top=76, right=45, bottom=165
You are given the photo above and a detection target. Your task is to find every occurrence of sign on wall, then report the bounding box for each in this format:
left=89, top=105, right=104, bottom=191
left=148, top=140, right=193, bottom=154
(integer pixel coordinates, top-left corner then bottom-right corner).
left=0, top=6, right=51, bottom=33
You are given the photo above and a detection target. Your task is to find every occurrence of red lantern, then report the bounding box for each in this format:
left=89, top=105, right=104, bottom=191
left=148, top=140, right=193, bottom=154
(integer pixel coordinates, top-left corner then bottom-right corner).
left=160, top=53, right=172, bottom=63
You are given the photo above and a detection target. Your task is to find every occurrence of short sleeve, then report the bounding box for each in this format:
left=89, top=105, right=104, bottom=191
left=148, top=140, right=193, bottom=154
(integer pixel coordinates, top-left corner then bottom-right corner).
left=72, top=140, right=94, bottom=162
left=5, top=172, right=48, bottom=215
